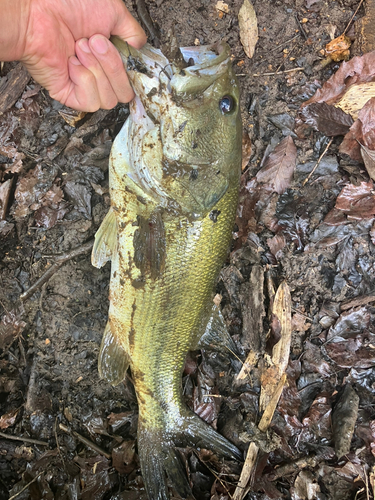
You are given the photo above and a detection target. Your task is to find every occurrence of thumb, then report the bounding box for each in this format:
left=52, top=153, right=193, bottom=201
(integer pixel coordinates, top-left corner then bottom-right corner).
left=112, top=3, right=147, bottom=49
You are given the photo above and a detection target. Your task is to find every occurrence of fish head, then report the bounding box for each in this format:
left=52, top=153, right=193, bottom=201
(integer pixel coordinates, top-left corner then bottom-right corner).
left=112, top=38, right=242, bottom=218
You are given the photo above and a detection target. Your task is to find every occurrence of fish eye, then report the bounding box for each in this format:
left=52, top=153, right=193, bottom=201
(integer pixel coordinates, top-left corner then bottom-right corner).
left=219, top=95, right=235, bottom=114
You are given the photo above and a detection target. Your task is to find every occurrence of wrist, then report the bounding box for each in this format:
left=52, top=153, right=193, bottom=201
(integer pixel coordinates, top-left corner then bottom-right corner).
left=0, top=0, right=31, bottom=61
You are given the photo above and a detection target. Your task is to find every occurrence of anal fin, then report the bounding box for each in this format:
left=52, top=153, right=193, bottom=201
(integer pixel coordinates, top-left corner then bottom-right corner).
left=197, top=304, right=239, bottom=357
left=92, top=207, right=117, bottom=268
left=98, top=321, right=130, bottom=386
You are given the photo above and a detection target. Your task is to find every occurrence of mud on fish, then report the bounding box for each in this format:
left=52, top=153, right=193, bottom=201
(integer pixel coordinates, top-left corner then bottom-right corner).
left=92, top=36, right=242, bottom=500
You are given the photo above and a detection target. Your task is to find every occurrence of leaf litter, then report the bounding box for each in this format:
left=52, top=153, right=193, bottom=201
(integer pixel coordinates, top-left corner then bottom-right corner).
left=3, top=1, right=375, bottom=499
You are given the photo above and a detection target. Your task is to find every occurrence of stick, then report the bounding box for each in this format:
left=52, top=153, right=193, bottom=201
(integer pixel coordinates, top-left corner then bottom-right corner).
left=8, top=471, right=44, bottom=500
left=253, top=67, right=304, bottom=77
left=59, top=424, right=111, bottom=459
left=302, top=137, right=333, bottom=186
left=233, top=442, right=259, bottom=500
left=0, top=431, right=48, bottom=446
left=343, top=0, right=365, bottom=34
left=20, top=240, right=94, bottom=301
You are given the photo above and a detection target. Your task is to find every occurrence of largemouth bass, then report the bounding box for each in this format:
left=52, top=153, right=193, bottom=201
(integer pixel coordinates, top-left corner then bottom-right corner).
left=92, top=37, right=242, bottom=499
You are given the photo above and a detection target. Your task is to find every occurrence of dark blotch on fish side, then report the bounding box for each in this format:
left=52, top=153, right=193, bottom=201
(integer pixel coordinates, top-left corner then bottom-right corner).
left=127, top=55, right=153, bottom=77
left=209, top=210, right=221, bottom=223
left=189, top=169, right=198, bottom=181
left=131, top=277, right=146, bottom=289
left=147, top=87, right=158, bottom=99
left=133, top=210, right=166, bottom=280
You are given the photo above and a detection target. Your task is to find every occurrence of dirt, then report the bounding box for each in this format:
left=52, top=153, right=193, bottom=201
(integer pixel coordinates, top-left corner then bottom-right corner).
left=1, top=0, right=375, bottom=499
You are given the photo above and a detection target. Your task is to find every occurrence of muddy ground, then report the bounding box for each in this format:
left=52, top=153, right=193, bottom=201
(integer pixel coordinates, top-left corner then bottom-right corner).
left=1, top=0, right=375, bottom=499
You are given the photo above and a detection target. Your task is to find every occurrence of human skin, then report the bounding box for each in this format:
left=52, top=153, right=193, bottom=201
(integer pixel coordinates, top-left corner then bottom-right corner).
left=0, top=0, right=147, bottom=111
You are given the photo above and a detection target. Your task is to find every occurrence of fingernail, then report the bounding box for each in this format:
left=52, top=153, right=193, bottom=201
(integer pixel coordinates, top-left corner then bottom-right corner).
left=78, top=38, right=91, bottom=54
left=91, top=35, right=109, bottom=55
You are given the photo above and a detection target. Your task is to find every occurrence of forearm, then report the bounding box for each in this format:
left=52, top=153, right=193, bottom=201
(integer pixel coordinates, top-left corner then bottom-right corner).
left=0, top=0, right=30, bottom=61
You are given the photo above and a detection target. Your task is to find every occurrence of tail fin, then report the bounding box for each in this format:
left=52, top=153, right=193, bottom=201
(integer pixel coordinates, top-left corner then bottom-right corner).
left=137, top=412, right=242, bottom=500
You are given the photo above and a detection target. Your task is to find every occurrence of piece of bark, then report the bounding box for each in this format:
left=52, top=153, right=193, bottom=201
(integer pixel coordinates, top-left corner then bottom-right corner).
left=332, top=385, right=359, bottom=458
left=0, top=178, right=13, bottom=219
left=354, top=0, right=375, bottom=54
left=239, top=264, right=265, bottom=352
left=260, top=282, right=292, bottom=411
left=0, top=64, right=30, bottom=115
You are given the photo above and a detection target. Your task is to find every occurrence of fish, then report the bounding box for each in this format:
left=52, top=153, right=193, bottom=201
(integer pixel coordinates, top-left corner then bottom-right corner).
left=92, top=36, right=242, bottom=500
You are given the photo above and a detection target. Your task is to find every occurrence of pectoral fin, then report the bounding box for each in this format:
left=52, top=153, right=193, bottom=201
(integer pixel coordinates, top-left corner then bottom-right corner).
left=98, top=322, right=130, bottom=386
left=197, top=304, right=239, bottom=356
left=92, top=208, right=117, bottom=269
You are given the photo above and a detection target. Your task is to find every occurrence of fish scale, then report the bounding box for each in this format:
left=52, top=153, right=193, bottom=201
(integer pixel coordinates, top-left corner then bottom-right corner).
left=92, top=37, right=242, bottom=500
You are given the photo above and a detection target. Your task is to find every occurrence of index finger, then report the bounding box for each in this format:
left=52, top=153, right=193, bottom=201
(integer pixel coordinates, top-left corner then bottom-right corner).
left=111, top=3, right=147, bottom=49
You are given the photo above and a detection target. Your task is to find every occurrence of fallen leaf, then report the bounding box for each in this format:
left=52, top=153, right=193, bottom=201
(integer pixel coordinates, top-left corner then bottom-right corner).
left=302, top=50, right=375, bottom=108
left=0, top=309, right=26, bottom=350
left=360, top=142, right=375, bottom=180
left=256, top=136, right=297, bottom=194
left=336, top=81, right=375, bottom=120
left=0, top=408, right=19, bottom=429
left=340, top=97, right=375, bottom=160
left=299, top=101, right=353, bottom=136
left=335, top=181, right=375, bottom=219
left=267, top=233, right=286, bottom=258
left=238, top=0, right=258, bottom=59
left=58, top=108, right=87, bottom=127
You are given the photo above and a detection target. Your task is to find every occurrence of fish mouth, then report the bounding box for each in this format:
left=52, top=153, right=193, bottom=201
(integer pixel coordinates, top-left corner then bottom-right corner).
left=111, top=36, right=231, bottom=84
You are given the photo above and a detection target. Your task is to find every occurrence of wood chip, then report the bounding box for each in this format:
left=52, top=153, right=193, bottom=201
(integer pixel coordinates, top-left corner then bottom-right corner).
left=0, top=64, right=30, bottom=115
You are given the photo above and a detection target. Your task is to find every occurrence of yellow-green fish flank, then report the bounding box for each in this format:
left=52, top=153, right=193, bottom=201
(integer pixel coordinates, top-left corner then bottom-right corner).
left=92, top=37, right=242, bottom=500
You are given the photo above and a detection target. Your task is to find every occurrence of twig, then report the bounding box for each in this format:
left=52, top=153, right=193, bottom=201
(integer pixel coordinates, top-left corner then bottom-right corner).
left=295, top=14, right=308, bottom=40
left=291, top=306, right=313, bottom=322
left=269, top=34, right=300, bottom=53
left=253, top=67, right=304, bottom=77
left=302, top=137, right=334, bottom=186
left=202, top=458, right=234, bottom=499
left=8, top=471, right=44, bottom=500
left=55, top=417, right=65, bottom=470
left=20, top=240, right=94, bottom=301
left=59, top=423, right=111, bottom=459
left=343, top=0, right=365, bottom=34
left=0, top=431, right=48, bottom=446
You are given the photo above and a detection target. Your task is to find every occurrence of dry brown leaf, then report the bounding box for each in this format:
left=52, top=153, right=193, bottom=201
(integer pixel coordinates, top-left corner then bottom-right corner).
left=360, top=142, right=375, bottom=180
left=256, top=136, right=297, bottom=194
left=299, top=101, right=353, bottom=136
left=238, top=0, right=258, bottom=59
left=340, top=97, right=375, bottom=160
left=302, top=51, right=375, bottom=108
left=324, top=34, right=351, bottom=62
left=336, top=81, right=375, bottom=120
left=335, top=181, right=375, bottom=219
left=0, top=408, right=19, bottom=430
left=59, top=108, right=87, bottom=127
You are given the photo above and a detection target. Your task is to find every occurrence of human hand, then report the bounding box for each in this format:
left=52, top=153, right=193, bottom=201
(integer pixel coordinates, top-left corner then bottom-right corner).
left=3, top=0, right=147, bottom=111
